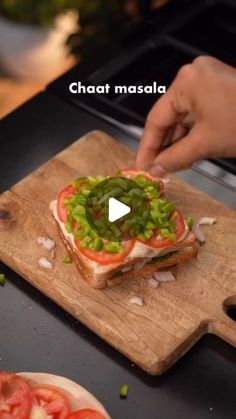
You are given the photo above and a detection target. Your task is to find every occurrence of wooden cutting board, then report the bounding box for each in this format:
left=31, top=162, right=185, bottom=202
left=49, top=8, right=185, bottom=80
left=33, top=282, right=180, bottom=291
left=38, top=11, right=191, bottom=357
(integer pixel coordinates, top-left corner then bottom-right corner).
left=0, top=131, right=236, bottom=375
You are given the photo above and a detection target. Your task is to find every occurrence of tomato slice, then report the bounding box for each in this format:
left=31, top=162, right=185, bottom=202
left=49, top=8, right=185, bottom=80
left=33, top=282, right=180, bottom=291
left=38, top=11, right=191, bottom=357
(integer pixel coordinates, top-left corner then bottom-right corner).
left=121, top=169, right=164, bottom=193
left=0, top=372, right=32, bottom=419
left=57, top=185, right=77, bottom=223
left=76, top=239, right=135, bottom=265
left=139, top=210, right=186, bottom=248
left=65, top=409, right=106, bottom=419
left=31, top=385, right=70, bottom=419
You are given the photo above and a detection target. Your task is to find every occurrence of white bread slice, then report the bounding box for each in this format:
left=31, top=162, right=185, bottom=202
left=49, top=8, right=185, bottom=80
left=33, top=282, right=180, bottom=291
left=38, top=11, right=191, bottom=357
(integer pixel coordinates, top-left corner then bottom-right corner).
left=50, top=200, right=198, bottom=289
left=18, top=372, right=110, bottom=418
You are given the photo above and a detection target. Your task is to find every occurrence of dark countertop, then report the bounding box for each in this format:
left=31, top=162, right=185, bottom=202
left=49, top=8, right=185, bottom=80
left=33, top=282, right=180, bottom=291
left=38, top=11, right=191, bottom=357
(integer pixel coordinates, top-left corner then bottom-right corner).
left=0, top=92, right=236, bottom=419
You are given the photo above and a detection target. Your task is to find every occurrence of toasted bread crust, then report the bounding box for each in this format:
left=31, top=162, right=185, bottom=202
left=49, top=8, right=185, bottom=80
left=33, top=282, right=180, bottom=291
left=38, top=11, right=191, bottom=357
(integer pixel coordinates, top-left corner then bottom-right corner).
left=52, top=209, right=198, bottom=289
left=107, top=244, right=198, bottom=287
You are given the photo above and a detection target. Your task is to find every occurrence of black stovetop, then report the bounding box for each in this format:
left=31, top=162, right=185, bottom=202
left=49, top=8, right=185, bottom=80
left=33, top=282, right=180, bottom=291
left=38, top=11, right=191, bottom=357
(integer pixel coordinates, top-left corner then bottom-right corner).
left=48, top=0, right=236, bottom=176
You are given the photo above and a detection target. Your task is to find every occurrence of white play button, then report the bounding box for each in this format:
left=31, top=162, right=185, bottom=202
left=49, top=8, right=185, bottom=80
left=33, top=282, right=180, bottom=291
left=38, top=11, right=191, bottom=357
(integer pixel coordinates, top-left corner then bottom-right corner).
left=108, top=197, right=131, bottom=222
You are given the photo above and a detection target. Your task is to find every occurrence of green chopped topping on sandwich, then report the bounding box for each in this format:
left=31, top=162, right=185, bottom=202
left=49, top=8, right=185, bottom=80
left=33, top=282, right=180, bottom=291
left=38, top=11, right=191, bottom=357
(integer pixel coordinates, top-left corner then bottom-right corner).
left=61, top=174, right=181, bottom=253
left=186, top=216, right=194, bottom=229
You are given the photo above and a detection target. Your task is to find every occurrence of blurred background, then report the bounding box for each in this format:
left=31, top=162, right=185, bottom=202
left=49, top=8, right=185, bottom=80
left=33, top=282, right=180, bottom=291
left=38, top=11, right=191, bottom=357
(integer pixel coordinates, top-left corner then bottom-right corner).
left=0, top=0, right=166, bottom=118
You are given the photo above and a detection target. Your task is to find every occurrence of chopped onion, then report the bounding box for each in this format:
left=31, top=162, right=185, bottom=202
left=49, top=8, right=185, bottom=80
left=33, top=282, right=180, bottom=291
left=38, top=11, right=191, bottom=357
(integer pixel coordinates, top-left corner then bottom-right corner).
left=38, top=257, right=53, bottom=270
left=36, top=236, right=46, bottom=245
left=129, top=296, right=144, bottom=306
left=198, top=217, right=216, bottom=226
left=153, top=271, right=175, bottom=282
left=43, top=238, right=55, bottom=251
left=193, top=224, right=206, bottom=244
left=37, top=236, right=55, bottom=251
left=148, top=278, right=159, bottom=288
left=161, top=177, right=170, bottom=184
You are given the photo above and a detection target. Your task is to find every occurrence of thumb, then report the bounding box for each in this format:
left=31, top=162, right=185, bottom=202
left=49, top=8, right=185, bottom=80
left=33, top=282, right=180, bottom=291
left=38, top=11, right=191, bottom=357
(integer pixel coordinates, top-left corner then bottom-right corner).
left=149, top=128, right=205, bottom=176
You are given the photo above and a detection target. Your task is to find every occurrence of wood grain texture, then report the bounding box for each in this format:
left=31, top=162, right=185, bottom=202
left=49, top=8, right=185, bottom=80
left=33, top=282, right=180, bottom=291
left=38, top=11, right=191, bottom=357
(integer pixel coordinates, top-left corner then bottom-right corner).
left=0, top=130, right=236, bottom=374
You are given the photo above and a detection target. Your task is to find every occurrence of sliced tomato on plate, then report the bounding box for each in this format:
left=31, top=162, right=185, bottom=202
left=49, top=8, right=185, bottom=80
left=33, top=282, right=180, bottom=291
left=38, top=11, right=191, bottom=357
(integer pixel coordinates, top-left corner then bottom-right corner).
left=139, top=210, right=186, bottom=248
left=0, top=372, right=32, bottom=419
left=57, top=185, right=77, bottom=223
left=65, top=409, right=106, bottom=419
left=76, top=239, right=135, bottom=265
left=121, top=169, right=164, bottom=193
left=31, top=385, right=70, bottom=419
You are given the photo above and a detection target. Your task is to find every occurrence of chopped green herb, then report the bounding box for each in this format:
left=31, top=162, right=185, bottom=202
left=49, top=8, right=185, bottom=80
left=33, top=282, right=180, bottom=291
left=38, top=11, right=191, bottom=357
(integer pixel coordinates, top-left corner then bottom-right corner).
left=0, top=273, right=6, bottom=286
left=63, top=256, right=73, bottom=264
left=120, top=384, right=129, bottom=399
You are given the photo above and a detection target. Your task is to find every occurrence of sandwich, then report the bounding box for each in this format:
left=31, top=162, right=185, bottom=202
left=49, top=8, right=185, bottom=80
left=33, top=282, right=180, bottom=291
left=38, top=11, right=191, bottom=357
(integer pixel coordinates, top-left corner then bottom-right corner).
left=0, top=371, right=109, bottom=418
left=50, top=169, right=197, bottom=289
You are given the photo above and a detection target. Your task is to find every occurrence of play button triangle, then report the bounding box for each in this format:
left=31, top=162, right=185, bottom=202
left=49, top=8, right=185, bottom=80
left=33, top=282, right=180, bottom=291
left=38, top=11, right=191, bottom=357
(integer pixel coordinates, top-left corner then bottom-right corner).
left=108, top=197, right=131, bottom=222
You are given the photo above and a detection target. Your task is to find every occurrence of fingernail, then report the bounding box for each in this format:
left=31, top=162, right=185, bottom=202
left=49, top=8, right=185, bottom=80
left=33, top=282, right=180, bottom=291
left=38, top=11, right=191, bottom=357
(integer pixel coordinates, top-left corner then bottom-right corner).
left=149, top=163, right=166, bottom=177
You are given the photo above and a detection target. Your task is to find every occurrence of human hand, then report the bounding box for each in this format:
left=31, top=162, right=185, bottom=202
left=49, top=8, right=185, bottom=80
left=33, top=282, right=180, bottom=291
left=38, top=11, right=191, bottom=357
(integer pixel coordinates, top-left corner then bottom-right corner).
left=136, top=56, right=236, bottom=176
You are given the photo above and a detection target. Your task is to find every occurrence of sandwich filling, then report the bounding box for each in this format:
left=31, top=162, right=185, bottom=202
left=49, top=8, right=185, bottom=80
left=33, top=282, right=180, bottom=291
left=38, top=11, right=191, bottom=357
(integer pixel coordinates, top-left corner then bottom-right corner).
left=51, top=170, right=192, bottom=274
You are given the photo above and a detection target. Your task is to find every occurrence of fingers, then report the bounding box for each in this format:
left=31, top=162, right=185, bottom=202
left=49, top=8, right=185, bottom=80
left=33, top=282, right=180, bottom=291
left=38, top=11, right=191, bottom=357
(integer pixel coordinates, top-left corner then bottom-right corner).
left=149, top=127, right=204, bottom=175
left=167, top=123, right=188, bottom=144
left=136, top=88, right=183, bottom=170
left=136, top=63, right=196, bottom=171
